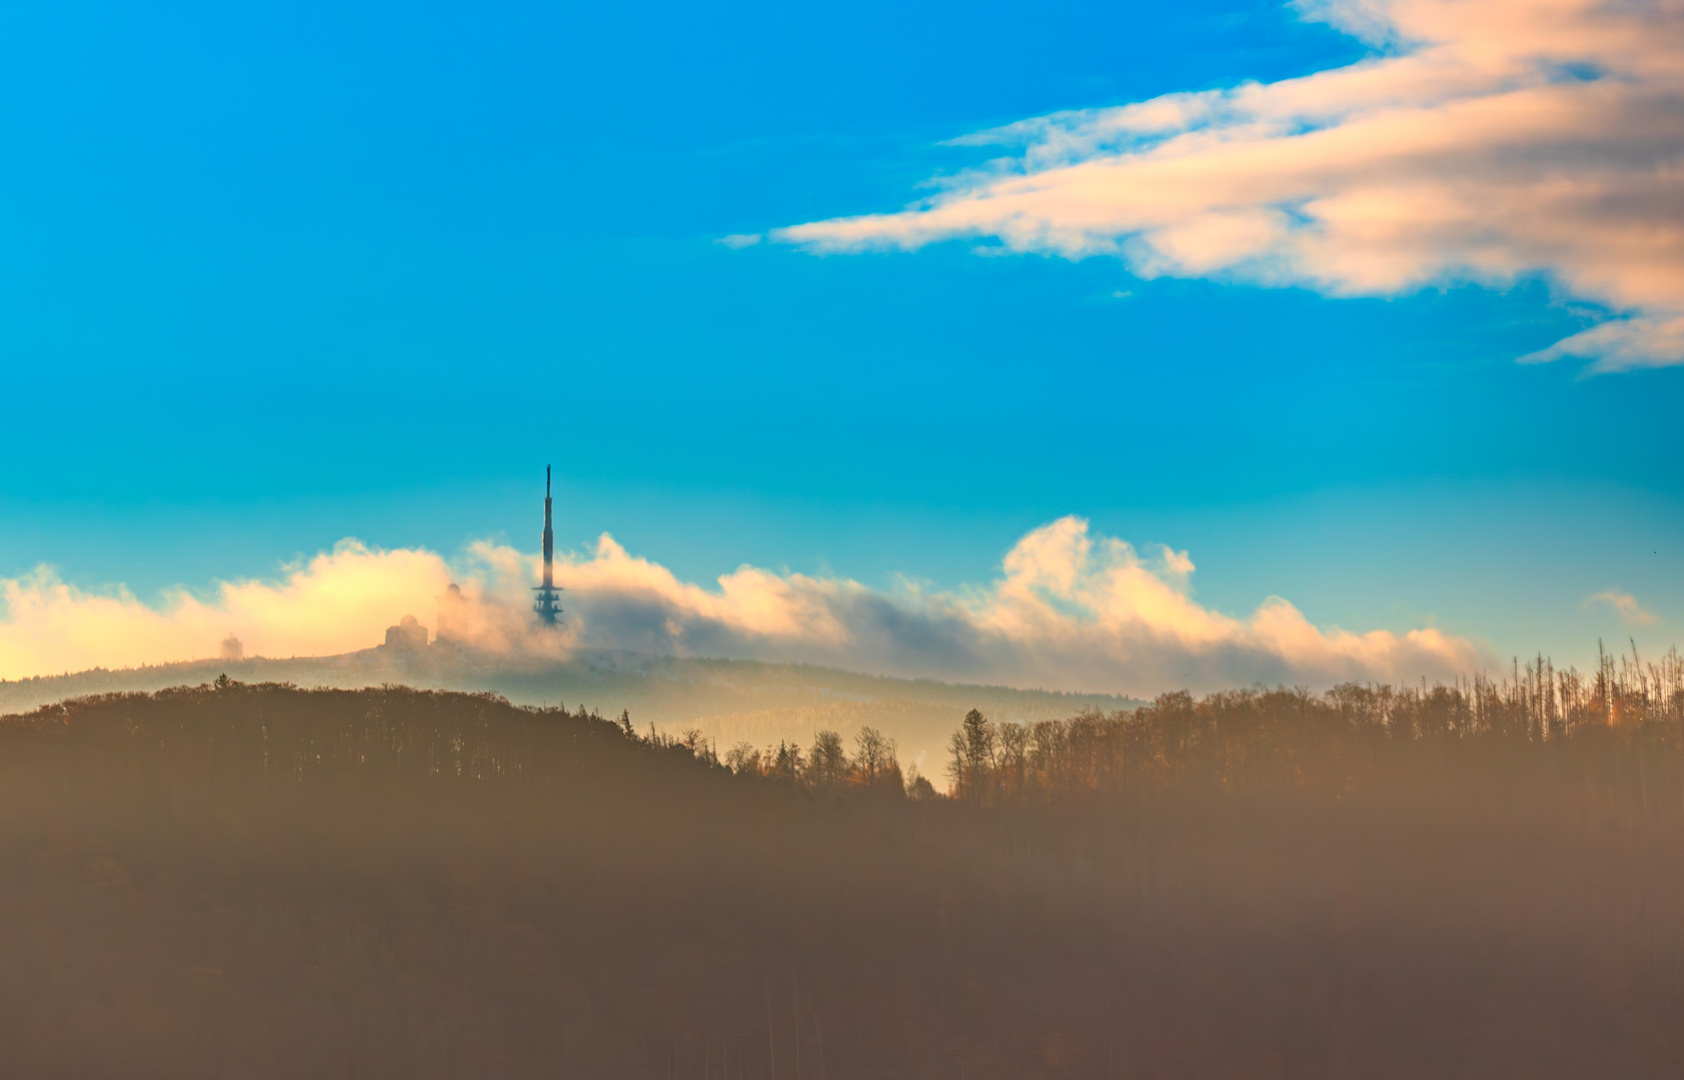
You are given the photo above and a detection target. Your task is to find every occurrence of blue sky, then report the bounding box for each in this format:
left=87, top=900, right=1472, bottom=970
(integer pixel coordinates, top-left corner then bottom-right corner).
left=2, top=0, right=1681, bottom=683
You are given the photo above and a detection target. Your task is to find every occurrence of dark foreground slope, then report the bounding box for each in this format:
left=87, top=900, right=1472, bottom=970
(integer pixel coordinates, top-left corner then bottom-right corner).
left=3, top=684, right=1684, bottom=1078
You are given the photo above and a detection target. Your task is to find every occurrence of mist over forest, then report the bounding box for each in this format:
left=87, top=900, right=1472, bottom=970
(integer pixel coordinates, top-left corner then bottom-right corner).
left=0, top=648, right=1137, bottom=780
left=5, top=643, right=1684, bottom=1076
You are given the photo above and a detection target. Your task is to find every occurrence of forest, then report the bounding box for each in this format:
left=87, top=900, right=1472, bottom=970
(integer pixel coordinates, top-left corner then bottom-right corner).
left=3, top=645, right=1684, bottom=1078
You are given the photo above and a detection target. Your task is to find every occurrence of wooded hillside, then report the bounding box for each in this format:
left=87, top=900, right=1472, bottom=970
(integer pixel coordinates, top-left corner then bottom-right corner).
left=3, top=671, right=1683, bottom=1078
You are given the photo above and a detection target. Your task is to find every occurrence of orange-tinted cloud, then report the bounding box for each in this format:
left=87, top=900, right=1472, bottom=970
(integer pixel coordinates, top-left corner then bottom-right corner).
left=775, top=0, right=1684, bottom=372
left=0, top=542, right=454, bottom=678
left=1585, top=588, right=1659, bottom=627
left=1, top=519, right=1481, bottom=695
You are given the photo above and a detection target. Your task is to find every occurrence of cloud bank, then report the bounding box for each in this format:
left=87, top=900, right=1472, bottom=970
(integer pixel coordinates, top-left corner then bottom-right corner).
left=775, top=0, right=1684, bottom=372
left=0, top=543, right=458, bottom=678
left=0, top=518, right=1480, bottom=695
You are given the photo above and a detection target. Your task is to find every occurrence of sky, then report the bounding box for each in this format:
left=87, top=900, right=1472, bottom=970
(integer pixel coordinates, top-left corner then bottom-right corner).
left=1, top=0, right=1681, bottom=692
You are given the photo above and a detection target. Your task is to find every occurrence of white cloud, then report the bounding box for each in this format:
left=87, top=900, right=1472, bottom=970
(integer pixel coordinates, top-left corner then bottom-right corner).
left=774, top=0, right=1684, bottom=373
left=1585, top=588, right=1659, bottom=626
left=0, top=519, right=1483, bottom=695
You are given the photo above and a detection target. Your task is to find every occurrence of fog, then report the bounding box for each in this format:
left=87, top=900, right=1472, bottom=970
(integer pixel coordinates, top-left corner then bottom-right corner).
left=4, top=657, right=1683, bottom=1076
left=0, top=649, right=1137, bottom=779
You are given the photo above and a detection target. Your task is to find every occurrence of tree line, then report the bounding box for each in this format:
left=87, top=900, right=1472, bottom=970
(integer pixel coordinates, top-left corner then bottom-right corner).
left=943, top=665, right=1684, bottom=806
left=4, top=650, right=1684, bottom=1078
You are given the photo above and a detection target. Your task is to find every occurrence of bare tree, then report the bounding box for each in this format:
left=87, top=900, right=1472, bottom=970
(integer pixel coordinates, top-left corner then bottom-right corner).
left=997, top=722, right=1029, bottom=800
left=808, top=731, right=848, bottom=789
left=853, top=726, right=895, bottom=786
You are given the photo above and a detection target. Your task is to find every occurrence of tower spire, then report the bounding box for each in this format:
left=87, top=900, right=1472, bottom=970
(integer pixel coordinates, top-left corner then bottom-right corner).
left=533, top=465, right=563, bottom=625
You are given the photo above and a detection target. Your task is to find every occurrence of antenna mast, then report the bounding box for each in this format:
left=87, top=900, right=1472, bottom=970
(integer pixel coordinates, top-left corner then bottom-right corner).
left=533, top=465, right=564, bottom=625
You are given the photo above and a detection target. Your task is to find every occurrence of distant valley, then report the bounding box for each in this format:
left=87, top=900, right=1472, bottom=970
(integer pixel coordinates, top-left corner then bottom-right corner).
left=0, top=645, right=1140, bottom=777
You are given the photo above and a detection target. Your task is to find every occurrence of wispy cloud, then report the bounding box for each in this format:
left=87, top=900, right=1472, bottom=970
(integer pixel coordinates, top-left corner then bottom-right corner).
left=774, top=0, right=1684, bottom=373
left=0, top=518, right=1482, bottom=695
left=1585, top=588, right=1659, bottom=626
